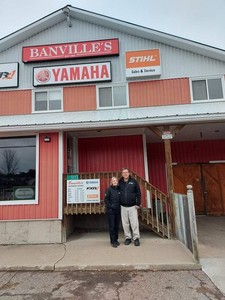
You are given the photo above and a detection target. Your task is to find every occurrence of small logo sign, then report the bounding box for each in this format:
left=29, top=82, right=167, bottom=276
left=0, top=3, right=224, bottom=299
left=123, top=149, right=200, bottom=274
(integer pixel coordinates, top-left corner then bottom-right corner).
left=35, top=69, right=51, bottom=83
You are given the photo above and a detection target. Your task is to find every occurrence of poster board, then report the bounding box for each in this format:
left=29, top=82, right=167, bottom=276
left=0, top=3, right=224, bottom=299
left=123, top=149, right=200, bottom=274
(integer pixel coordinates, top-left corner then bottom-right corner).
left=67, top=177, right=100, bottom=204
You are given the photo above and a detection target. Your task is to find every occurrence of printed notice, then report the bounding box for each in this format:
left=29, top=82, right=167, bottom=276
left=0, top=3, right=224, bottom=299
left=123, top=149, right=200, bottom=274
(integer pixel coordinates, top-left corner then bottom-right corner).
left=67, top=179, right=100, bottom=204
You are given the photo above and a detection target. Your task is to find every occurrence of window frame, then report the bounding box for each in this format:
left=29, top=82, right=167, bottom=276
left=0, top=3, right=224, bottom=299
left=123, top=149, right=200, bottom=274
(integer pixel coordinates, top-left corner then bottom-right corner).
left=32, top=88, right=63, bottom=113
left=0, top=134, right=39, bottom=206
left=97, top=83, right=129, bottom=109
left=190, top=76, right=225, bottom=103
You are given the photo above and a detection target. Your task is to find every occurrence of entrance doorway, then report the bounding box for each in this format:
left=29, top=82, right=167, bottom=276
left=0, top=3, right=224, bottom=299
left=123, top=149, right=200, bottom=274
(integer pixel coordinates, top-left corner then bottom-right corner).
left=173, top=163, right=225, bottom=215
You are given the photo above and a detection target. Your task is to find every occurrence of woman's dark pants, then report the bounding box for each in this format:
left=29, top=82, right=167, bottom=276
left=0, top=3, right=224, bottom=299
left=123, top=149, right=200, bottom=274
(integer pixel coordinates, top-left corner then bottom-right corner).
left=108, top=213, right=120, bottom=244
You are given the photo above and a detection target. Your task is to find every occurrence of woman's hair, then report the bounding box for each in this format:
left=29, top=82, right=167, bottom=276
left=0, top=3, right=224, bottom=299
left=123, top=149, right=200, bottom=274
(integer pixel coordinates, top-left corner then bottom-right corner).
left=110, top=176, right=118, bottom=184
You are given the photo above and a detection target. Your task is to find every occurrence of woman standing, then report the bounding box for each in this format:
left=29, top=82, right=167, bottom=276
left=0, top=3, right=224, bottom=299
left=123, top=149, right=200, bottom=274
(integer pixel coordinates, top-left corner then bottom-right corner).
left=104, top=177, right=121, bottom=248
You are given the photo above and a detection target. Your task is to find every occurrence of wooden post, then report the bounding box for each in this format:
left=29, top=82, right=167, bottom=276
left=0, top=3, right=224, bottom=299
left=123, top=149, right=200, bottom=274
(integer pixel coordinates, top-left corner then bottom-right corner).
left=164, top=138, right=175, bottom=236
left=164, top=138, right=174, bottom=194
left=187, top=185, right=199, bottom=263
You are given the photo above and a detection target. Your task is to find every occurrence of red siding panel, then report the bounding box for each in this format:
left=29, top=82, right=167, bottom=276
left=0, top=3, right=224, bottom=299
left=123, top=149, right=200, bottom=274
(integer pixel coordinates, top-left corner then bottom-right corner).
left=64, top=85, right=96, bottom=111
left=38, top=133, right=59, bottom=218
left=147, top=143, right=167, bottom=194
left=172, top=140, right=225, bottom=163
left=78, top=135, right=145, bottom=176
left=0, top=90, right=31, bottom=116
left=129, top=78, right=190, bottom=107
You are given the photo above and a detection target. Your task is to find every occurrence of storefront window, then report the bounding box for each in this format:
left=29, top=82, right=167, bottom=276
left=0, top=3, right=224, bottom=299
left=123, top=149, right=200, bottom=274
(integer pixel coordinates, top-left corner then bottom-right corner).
left=191, top=77, right=224, bottom=101
left=0, top=136, right=36, bottom=203
left=98, top=84, right=128, bottom=108
left=33, top=89, right=62, bottom=112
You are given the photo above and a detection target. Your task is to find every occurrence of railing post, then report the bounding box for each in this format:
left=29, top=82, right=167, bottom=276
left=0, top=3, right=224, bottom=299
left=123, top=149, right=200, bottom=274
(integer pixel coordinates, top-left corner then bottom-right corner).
left=186, top=185, right=199, bottom=263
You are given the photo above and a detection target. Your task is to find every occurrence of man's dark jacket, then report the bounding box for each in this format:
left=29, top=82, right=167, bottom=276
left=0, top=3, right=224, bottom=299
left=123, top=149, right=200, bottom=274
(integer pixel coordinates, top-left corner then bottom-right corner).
left=104, top=185, right=121, bottom=214
left=118, top=175, right=141, bottom=207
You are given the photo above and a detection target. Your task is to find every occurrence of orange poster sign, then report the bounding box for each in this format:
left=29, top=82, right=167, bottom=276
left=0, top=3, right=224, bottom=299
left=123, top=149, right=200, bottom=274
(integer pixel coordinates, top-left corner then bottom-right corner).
left=125, top=49, right=161, bottom=78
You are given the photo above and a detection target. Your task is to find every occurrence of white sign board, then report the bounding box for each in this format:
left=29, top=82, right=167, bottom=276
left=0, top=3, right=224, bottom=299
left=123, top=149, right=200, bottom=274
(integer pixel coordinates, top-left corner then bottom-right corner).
left=0, top=62, right=19, bottom=88
left=125, top=49, right=161, bottom=78
left=33, top=62, right=111, bottom=86
left=67, top=179, right=100, bottom=204
left=162, top=131, right=173, bottom=139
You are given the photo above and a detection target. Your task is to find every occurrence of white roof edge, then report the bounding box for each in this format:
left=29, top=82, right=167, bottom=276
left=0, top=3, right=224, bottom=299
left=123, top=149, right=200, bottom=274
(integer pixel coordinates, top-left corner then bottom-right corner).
left=1, top=101, right=225, bottom=134
left=1, top=113, right=225, bottom=134
left=0, top=5, right=224, bottom=61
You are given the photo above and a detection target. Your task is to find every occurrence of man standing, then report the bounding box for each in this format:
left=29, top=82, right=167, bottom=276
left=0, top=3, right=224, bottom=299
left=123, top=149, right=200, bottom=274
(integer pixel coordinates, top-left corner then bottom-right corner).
left=118, top=168, right=141, bottom=246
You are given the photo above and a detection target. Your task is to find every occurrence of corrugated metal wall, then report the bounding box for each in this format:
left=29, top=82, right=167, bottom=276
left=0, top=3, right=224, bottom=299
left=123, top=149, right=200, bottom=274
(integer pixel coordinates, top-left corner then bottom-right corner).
left=172, top=140, right=225, bottom=163
left=0, top=90, right=31, bottom=116
left=0, top=133, right=59, bottom=220
left=78, top=135, right=145, bottom=175
left=147, top=143, right=167, bottom=194
left=64, top=85, right=96, bottom=111
left=147, top=140, right=225, bottom=193
left=38, top=133, right=59, bottom=218
left=129, top=78, right=190, bottom=107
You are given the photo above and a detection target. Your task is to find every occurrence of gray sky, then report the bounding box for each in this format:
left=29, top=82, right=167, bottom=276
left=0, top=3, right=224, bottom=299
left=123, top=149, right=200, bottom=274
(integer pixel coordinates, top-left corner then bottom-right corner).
left=0, top=0, right=225, bottom=49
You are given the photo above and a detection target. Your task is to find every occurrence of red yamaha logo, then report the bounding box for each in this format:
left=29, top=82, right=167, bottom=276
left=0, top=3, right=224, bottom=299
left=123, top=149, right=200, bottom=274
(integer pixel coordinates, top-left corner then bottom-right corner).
left=35, top=69, right=51, bottom=83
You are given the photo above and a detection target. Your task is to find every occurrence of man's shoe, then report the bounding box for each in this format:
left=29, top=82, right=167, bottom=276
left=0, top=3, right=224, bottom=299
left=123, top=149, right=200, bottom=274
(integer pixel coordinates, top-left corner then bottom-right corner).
left=124, top=239, right=132, bottom=245
left=134, top=238, right=140, bottom=246
left=111, top=243, right=117, bottom=248
left=115, top=241, right=120, bottom=246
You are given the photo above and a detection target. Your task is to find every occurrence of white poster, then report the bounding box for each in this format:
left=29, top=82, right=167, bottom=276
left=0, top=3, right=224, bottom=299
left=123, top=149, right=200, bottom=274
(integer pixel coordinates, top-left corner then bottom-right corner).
left=67, top=179, right=100, bottom=204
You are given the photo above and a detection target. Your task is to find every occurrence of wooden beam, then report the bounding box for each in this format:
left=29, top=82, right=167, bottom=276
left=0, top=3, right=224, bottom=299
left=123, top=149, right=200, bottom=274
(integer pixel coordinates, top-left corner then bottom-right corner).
left=148, top=126, right=162, bottom=138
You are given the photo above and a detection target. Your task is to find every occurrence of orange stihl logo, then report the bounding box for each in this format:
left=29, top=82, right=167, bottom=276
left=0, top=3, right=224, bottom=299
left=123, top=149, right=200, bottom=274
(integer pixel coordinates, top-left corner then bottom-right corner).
left=126, top=49, right=160, bottom=69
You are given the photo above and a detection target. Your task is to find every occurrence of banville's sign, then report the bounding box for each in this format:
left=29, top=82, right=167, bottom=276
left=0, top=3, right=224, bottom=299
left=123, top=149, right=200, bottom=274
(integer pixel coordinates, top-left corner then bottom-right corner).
left=23, top=38, right=119, bottom=63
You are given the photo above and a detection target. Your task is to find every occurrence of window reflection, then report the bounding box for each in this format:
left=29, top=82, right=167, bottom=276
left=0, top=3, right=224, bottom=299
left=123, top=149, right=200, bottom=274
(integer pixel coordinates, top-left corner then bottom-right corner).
left=0, top=136, right=36, bottom=201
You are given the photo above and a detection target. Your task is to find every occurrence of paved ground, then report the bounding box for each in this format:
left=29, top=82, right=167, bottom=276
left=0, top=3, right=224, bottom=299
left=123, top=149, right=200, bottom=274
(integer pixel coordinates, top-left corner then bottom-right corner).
left=0, top=270, right=224, bottom=299
left=196, top=215, right=225, bottom=296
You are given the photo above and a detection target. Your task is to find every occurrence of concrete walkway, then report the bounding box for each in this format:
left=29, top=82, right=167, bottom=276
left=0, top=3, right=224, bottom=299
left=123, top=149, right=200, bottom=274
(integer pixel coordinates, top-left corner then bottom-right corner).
left=0, top=231, right=199, bottom=271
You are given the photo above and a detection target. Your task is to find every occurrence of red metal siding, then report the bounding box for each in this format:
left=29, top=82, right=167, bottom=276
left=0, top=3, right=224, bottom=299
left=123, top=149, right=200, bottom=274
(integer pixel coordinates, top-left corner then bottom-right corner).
left=0, top=133, right=59, bottom=220
left=64, top=85, right=96, bottom=111
left=172, top=140, right=225, bottom=163
left=0, top=90, right=31, bottom=116
left=38, top=133, right=59, bottom=218
left=78, top=135, right=145, bottom=176
left=129, top=78, right=190, bottom=107
left=147, top=143, right=167, bottom=194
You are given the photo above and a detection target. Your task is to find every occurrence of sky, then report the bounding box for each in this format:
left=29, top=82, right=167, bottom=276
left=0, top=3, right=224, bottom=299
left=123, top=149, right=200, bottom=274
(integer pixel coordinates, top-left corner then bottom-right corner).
left=0, top=0, right=225, bottom=50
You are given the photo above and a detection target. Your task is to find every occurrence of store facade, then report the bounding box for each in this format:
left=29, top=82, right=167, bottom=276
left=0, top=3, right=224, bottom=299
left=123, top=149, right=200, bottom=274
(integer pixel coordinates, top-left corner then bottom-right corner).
left=0, top=6, right=225, bottom=244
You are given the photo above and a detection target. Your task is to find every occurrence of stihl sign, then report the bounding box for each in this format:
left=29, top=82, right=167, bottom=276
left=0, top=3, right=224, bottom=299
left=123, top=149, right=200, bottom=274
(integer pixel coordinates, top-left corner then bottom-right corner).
left=33, top=62, right=111, bottom=86
left=125, top=49, right=161, bottom=78
left=23, top=38, right=119, bottom=63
